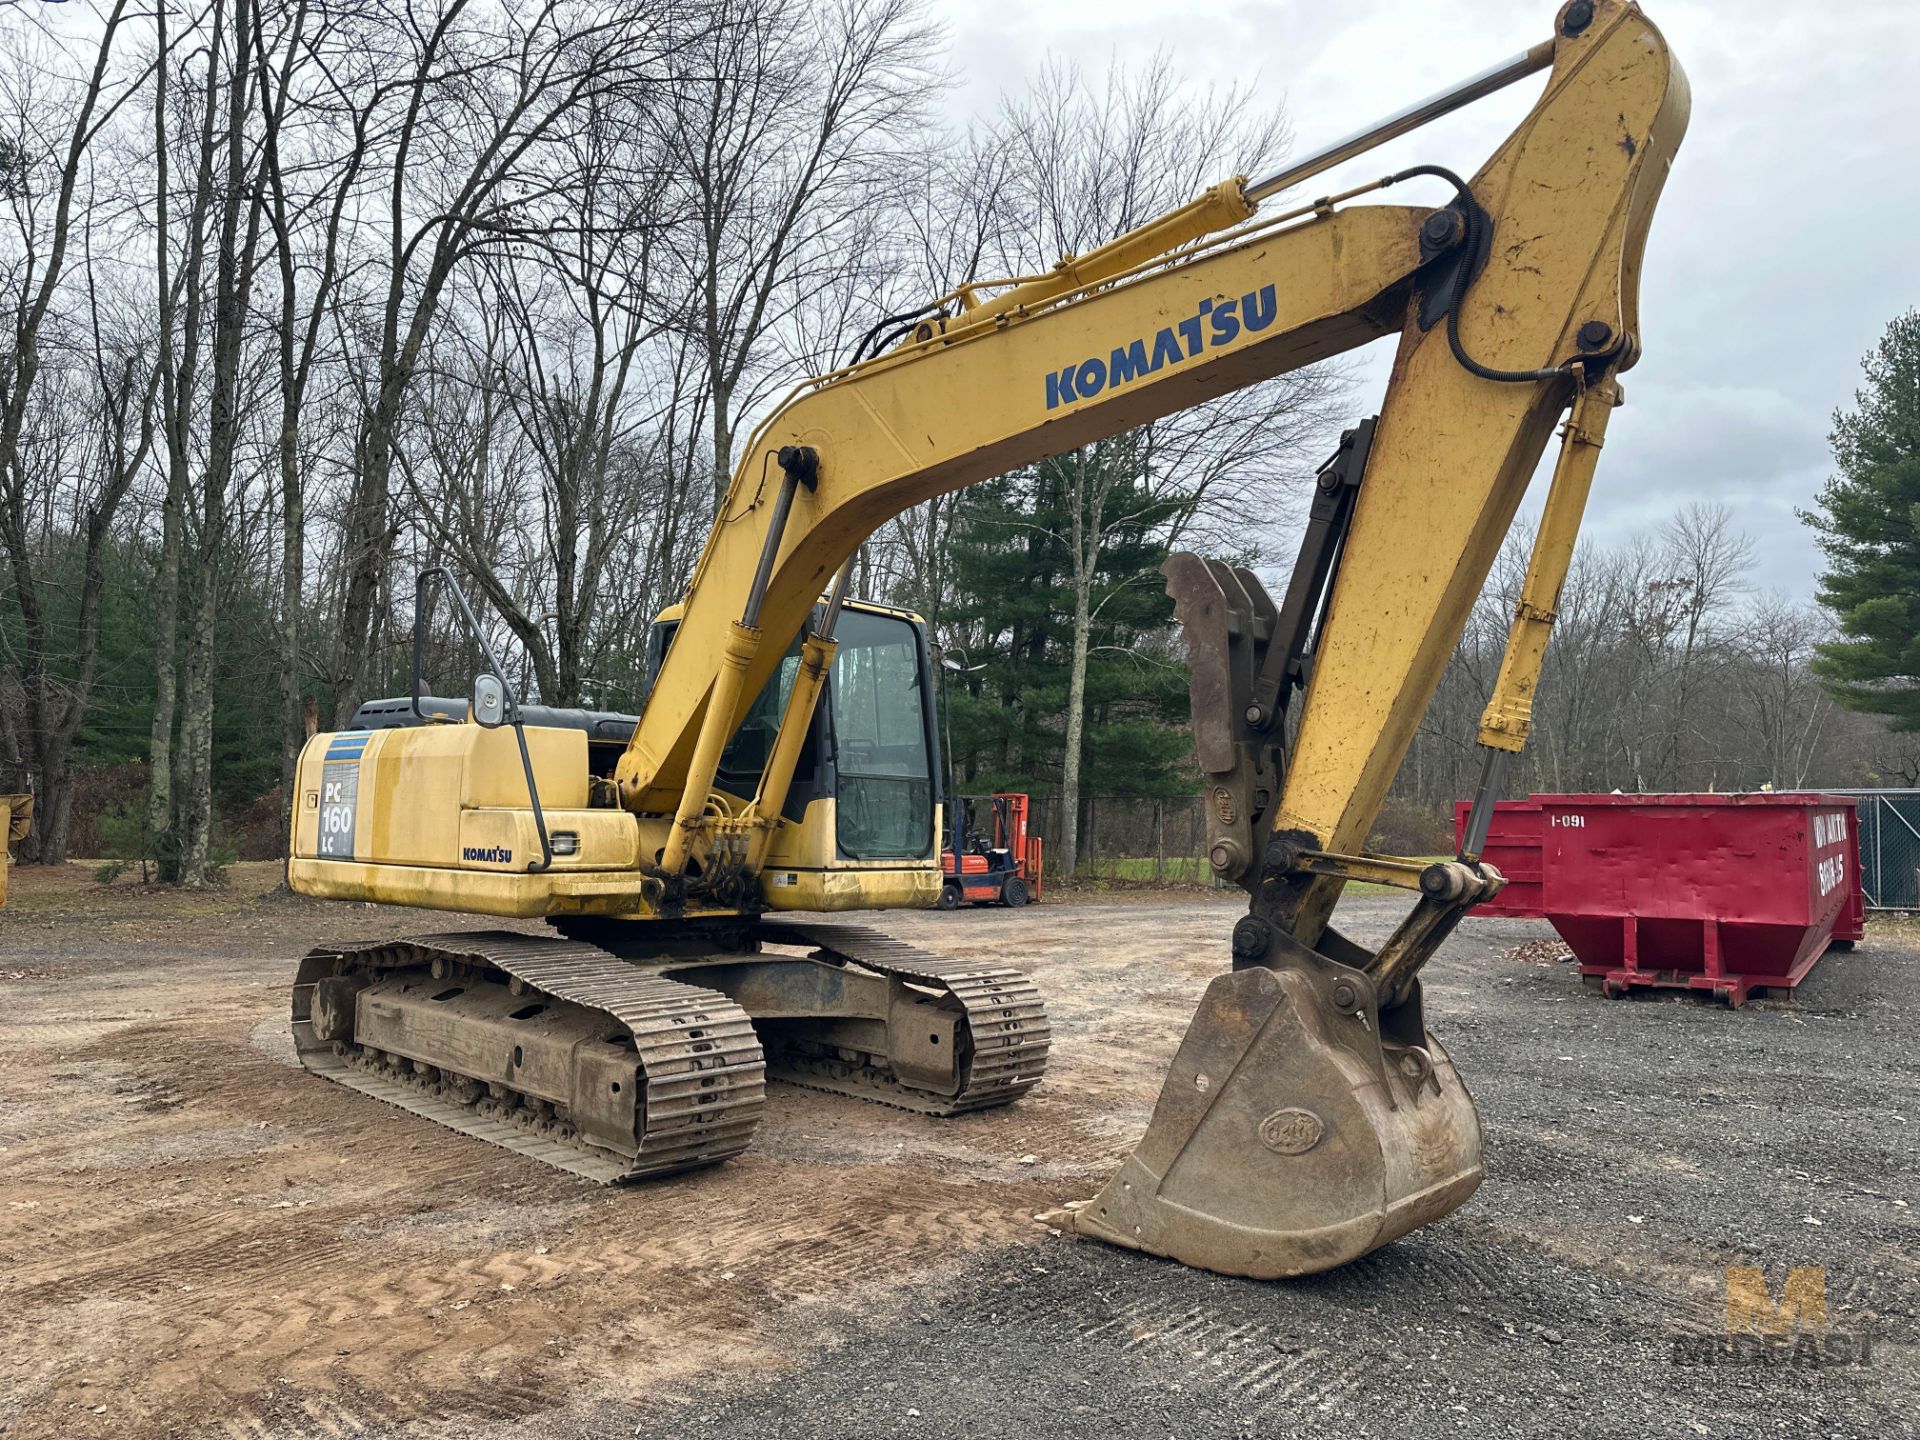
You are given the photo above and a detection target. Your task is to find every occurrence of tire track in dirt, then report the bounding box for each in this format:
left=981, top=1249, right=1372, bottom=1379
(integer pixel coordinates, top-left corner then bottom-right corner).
left=172, top=1190, right=1036, bottom=1354
left=149, top=1204, right=1032, bottom=1437
left=3, top=1208, right=265, bottom=1299
left=198, top=1370, right=560, bottom=1440
left=3, top=1015, right=159, bottom=1051
left=19, top=1166, right=1048, bottom=1439
left=1053, top=1216, right=1735, bottom=1420
left=1079, top=1297, right=1371, bottom=1408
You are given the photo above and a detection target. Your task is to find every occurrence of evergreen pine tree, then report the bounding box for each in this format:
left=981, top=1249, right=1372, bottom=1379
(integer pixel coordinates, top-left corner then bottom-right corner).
left=1805, top=310, right=1920, bottom=728
left=939, top=456, right=1194, bottom=800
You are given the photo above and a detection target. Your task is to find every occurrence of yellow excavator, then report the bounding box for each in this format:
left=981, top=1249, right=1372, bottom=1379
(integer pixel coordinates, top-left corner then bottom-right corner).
left=289, top=0, right=1685, bottom=1279
left=0, top=790, right=30, bottom=907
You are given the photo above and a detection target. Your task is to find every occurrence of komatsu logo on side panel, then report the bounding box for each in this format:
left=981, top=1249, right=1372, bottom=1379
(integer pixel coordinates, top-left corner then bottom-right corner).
left=462, top=846, right=514, bottom=865
left=1045, top=285, right=1279, bottom=410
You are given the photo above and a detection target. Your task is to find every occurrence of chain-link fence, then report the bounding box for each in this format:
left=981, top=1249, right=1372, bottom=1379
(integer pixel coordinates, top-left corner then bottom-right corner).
left=1827, top=790, right=1920, bottom=911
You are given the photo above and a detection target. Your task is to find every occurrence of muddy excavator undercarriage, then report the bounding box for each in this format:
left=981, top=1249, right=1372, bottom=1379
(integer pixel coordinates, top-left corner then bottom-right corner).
left=287, top=0, right=1687, bottom=1279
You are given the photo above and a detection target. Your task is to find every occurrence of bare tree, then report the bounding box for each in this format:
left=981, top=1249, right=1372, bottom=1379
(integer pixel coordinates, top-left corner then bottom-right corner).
left=0, top=0, right=149, bottom=496
left=252, top=0, right=377, bottom=830
left=331, top=0, right=698, bottom=719
left=167, top=0, right=274, bottom=886
left=0, top=3, right=156, bottom=862
left=1642, top=503, right=1756, bottom=788
left=400, top=93, right=676, bottom=706
left=148, top=0, right=226, bottom=870
left=1734, top=593, right=1835, bottom=789
left=861, top=129, right=1014, bottom=633
left=648, top=0, right=940, bottom=507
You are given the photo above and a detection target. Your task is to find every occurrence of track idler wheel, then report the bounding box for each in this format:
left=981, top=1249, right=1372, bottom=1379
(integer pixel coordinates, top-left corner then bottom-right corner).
left=1059, top=964, right=1482, bottom=1278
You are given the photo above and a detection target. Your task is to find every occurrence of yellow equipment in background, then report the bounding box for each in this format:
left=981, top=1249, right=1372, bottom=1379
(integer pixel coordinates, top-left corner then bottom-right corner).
left=290, top=0, right=1685, bottom=1277
left=0, top=792, right=30, bottom=908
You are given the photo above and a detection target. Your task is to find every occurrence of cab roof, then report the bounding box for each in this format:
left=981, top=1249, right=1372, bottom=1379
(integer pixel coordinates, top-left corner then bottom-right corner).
left=651, top=596, right=926, bottom=627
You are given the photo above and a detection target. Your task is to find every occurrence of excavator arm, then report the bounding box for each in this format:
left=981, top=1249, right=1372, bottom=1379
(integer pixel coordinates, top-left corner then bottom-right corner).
left=615, top=199, right=1429, bottom=817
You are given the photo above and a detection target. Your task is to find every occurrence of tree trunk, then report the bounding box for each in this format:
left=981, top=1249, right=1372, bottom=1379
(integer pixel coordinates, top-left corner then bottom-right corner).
left=279, top=412, right=303, bottom=855
left=1056, top=572, right=1091, bottom=877
left=255, top=0, right=347, bottom=836
left=263, top=7, right=310, bottom=865
left=338, top=401, right=400, bottom=715
left=149, top=0, right=220, bottom=879
left=173, top=566, right=219, bottom=884
left=148, top=444, right=190, bottom=883
left=709, top=374, right=733, bottom=509
left=34, top=743, right=73, bottom=863
left=175, top=0, right=260, bottom=886
left=1, top=523, right=50, bottom=864
left=23, top=469, right=144, bottom=866
left=0, top=528, right=104, bottom=869
left=148, top=467, right=183, bottom=874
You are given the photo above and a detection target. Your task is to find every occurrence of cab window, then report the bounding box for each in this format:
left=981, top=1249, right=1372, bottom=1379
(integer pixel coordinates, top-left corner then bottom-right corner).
left=832, top=610, right=933, bottom=859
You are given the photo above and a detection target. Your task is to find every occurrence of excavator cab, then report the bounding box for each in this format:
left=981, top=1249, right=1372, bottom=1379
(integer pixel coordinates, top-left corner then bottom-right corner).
left=647, top=599, right=945, bottom=882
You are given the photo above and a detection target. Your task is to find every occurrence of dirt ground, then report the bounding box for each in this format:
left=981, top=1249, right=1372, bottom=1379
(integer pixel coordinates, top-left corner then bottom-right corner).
left=1, top=863, right=1913, bottom=1439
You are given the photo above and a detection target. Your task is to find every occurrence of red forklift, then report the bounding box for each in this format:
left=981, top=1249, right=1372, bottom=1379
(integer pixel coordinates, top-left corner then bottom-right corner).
left=938, top=793, right=1043, bottom=909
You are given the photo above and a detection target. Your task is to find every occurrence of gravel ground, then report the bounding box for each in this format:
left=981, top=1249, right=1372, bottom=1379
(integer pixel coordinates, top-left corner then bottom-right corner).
left=1, top=867, right=1912, bottom=1439
left=622, top=907, right=1916, bottom=1440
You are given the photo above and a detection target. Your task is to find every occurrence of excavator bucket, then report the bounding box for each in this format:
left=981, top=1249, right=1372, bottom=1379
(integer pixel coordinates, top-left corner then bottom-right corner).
left=1061, top=964, right=1482, bottom=1277
left=1052, top=538, right=1485, bottom=1276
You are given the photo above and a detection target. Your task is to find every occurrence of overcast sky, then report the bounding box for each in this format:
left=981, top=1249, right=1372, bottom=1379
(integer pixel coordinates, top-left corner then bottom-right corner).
left=927, top=0, right=1919, bottom=601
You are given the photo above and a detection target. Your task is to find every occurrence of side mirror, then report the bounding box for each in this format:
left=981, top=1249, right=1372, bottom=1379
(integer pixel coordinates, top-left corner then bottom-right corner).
left=471, top=673, right=507, bottom=728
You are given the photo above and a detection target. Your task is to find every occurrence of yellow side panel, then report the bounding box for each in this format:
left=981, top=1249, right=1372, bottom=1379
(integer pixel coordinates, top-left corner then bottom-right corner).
left=286, top=857, right=657, bottom=919
left=760, top=796, right=838, bottom=870
left=758, top=796, right=940, bottom=910
left=455, top=808, right=640, bottom=871
left=288, top=726, right=937, bottom=915
left=292, top=724, right=591, bottom=867
left=761, top=867, right=941, bottom=912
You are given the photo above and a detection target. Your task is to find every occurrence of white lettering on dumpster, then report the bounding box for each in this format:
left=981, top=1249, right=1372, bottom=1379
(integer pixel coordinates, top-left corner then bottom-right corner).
left=1818, top=853, right=1846, bottom=898
left=1551, top=814, right=1585, bottom=829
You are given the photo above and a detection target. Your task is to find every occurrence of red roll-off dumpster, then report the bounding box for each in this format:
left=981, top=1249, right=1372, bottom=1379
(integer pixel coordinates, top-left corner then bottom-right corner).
left=1452, top=798, right=1545, bottom=918
left=1538, top=793, right=1864, bottom=1007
